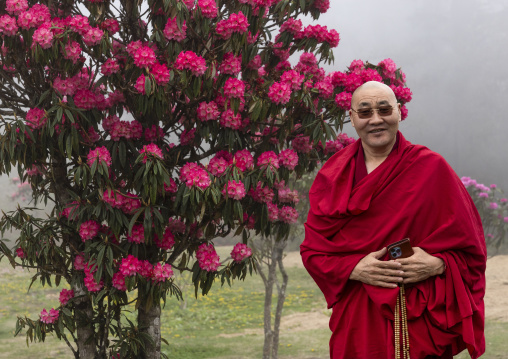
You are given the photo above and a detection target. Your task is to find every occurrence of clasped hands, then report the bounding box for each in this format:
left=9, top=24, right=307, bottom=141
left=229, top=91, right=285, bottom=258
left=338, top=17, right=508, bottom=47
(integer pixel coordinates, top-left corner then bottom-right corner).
left=349, top=247, right=445, bottom=288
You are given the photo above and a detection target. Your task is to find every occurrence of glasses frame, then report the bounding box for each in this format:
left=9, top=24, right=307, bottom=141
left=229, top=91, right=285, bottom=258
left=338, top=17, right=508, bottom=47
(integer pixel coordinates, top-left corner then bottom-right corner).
left=351, top=105, right=394, bottom=119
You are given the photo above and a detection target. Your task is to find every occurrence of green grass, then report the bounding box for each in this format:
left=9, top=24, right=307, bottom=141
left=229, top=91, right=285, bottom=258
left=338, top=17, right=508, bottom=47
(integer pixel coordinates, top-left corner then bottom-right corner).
left=0, top=252, right=506, bottom=359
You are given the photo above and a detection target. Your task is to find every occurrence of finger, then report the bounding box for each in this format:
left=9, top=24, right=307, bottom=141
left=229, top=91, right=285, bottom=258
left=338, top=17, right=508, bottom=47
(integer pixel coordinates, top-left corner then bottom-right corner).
left=373, top=281, right=399, bottom=288
left=372, top=247, right=387, bottom=259
left=373, top=274, right=404, bottom=283
left=374, top=260, right=402, bottom=269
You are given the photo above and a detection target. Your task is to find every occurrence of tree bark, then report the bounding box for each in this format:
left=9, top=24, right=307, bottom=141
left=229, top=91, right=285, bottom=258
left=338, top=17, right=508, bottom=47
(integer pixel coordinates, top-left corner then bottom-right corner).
left=138, top=291, right=161, bottom=359
left=271, top=244, right=288, bottom=359
left=72, top=281, right=98, bottom=359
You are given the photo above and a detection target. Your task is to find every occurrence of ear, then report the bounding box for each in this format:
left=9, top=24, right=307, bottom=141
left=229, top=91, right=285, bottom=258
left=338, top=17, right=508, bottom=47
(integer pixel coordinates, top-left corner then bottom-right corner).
left=397, top=103, right=402, bottom=121
left=349, top=110, right=355, bottom=127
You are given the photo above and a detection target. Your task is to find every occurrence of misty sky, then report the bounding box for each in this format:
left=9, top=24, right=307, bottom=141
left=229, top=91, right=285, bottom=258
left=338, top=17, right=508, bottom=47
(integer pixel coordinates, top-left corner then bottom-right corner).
left=314, top=0, right=508, bottom=190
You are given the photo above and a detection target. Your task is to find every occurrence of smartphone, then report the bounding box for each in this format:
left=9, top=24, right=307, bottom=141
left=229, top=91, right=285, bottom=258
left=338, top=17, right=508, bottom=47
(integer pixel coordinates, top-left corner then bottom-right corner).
left=387, top=238, right=414, bottom=260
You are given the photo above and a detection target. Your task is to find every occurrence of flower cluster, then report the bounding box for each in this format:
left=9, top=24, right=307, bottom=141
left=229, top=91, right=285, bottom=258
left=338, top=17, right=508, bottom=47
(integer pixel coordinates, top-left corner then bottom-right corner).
left=84, top=262, right=104, bottom=292
left=63, top=41, right=82, bottom=64
left=127, top=224, right=145, bottom=244
left=219, top=52, right=242, bottom=75
left=144, top=124, right=164, bottom=141
left=175, top=51, right=207, bottom=76
left=219, top=109, right=243, bottom=130
left=233, top=150, right=254, bottom=171
left=180, top=163, right=211, bottom=189
left=105, top=118, right=143, bottom=141
left=334, top=91, right=352, bottom=110
left=257, top=151, right=280, bottom=171
left=163, top=17, right=187, bottom=42
left=82, top=27, right=104, bottom=46
left=0, top=15, right=18, bottom=36
left=292, top=135, right=313, bottom=153
left=102, top=190, right=142, bottom=214
left=155, top=228, right=175, bottom=250
left=222, top=180, right=246, bottom=200
left=268, top=82, right=291, bottom=104
left=40, top=308, right=59, bottom=324
left=278, top=206, right=299, bottom=223
left=180, top=128, right=196, bottom=146
left=152, top=263, right=174, bottom=283
left=151, top=63, right=170, bottom=85
left=25, top=107, right=47, bottom=129
left=100, top=18, right=119, bottom=34
left=280, top=18, right=302, bottom=35
left=79, top=220, right=100, bottom=241
left=278, top=149, right=298, bottom=170
left=231, top=243, right=252, bottom=263
left=216, top=11, right=249, bottom=39
left=249, top=182, right=274, bottom=203
left=139, top=143, right=163, bottom=163
left=197, top=101, right=220, bottom=121
left=59, top=289, right=74, bottom=306
left=87, top=146, right=112, bottom=167
left=198, top=0, right=218, bottom=18
left=223, top=78, right=245, bottom=99
left=101, top=58, right=120, bottom=76
left=297, top=24, right=340, bottom=48
left=15, top=247, right=25, bottom=258
left=6, top=0, right=28, bottom=15
left=267, top=202, right=279, bottom=222
left=196, top=243, right=220, bottom=272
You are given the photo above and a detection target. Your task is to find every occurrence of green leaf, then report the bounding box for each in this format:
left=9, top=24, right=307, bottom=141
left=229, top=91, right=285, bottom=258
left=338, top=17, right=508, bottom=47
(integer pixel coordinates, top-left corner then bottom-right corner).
left=145, top=76, right=152, bottom=96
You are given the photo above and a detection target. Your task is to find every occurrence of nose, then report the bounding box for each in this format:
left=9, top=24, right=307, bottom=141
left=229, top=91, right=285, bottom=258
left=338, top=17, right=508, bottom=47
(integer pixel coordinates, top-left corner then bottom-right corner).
left=369, top=111, right=383, bottom=124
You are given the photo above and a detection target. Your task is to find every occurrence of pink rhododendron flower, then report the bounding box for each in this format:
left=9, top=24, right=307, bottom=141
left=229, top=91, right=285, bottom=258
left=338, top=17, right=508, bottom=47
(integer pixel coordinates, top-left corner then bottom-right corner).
left=324, top=139, right=345, bottom=154
left=268, top=81, right=291, bottom=104
left=233, top=150, right=254, bottom=171
left=196, top=243, right=220, bottom=272
left=139, top=143, right=163, bottom=163
left=479, top=192, right=489, bottom=198
left=175, top=51, right=207, bottom=76
left=222, top=180, right=246, bottom=200
left=108, top=119, right=143, bottom=141
left=219, top=109, right=243, bottom=130
left=312, top=0, right=330, bottom=13
left=216, top=11, right=249, bottom=39
left=231, top=243, right=252, bottom=263
left=168, top=217, right=186, bottom=234
left=0, top=15, right=18, bottom=36
left=74, top=88, right=105, bottom=110
left=152, top=263, right=174, bottom=283
left=257, top=151, right=280, bottom=171
left=40, top=308, right=59, bottom=324
left=62, top=41, right=82, bottom=64
left=278, top=149, right=298, bottom=170
left=100, top=18, right=120, bottom=34
left=208, top=156, right=230, bottom=177
left=163, top=16, right=187, bottom=42
left=59, top=289, right=74, bottom=306
left=390, top=85, right=413, bottom=104
left=74, top=253, right=86, bottom=270
left=79, top=220, right=100, bottom=241
left=197, top=101, right=220, bottom=121
left=133, top=45, right=156, bottom=68
left=279, top=206, right=299, bottom=223
left=280, top=18, right=302, bottom=35
left=32, top=23, right=53, bottom=49
left=489, top=202, right=499, bottom=210
left=150, top=63, right=170, bottom=85
left=292, top=135, right=313, bottom=153
left=84, top=264, right=103, bottom=292
left=243, top=212, right=256, bottom=229
left=87, top=146, right=112, bottom=167
left=314, top=78, right=334, bottom=98
left=219, top=52, right=242, bottom=75
left=360, top=68, right=383, bottom=83
left=180, top=128, right=196, bottom=146
left=112, top=271, right=127, bottom=291
left=267, top=202, right=279, bottom=222
left=82, top=27, right=104, bottom=46
left=101, top=58, right=120, bottom=76
left=119, top=255, right=141, bottom=276
left=198, top=0, right=218, bottom=18
left=15, top=247, right=25, bottom=258
left=280, top=70, right=304, bottom=90
left=144, top=124, right=164, bottom=141
left=127, top=224, right=145, bottom=244
left=134, top=75, right=148, bottom=94
left=155, top=227, right=175, bottom=250
left=180, top=163, right=211, bottom=189
left=335, top=91, right=352, bottom=110
left=6, top=0, right=28, bottom=15
left=69, top=15, right=90, bottom=35
left=400, top=105, right=408, bottom=121
left=223, top=78, right=245, bottom=98
left=26, top=107, right=46, bottom=129
left=53, top=77, right=76, bottom=96
left=249, top=182, right=275, bottom=203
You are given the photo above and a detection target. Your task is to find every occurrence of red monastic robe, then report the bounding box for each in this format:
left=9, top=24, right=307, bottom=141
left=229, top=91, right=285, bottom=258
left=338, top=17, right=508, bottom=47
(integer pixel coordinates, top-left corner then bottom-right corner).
left=301, top=132, right=486, bottom=359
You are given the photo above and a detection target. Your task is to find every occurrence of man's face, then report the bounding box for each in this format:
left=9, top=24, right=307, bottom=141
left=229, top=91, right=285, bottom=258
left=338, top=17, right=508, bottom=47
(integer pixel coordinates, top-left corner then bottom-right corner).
left=349, top=86, right=401, bottom=152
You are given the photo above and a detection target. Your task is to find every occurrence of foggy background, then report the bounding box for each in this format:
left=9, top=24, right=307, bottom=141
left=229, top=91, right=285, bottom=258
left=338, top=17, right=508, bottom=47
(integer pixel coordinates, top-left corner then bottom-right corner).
left=319, top=0, right=508, bottom=190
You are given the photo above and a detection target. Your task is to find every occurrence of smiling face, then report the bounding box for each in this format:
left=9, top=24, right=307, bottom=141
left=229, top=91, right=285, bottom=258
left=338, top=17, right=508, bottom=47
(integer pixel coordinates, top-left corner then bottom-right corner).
left=349, top=82, right=401, bottom=154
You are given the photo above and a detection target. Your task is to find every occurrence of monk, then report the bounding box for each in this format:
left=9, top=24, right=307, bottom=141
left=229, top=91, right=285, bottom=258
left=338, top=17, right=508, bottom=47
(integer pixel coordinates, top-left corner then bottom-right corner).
left=300, top=81, right=486, bottom=359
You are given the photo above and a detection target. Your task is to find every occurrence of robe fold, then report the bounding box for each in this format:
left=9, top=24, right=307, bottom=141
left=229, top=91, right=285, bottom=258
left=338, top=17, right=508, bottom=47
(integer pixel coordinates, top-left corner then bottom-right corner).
left=300, top=132, right=486, bottom=359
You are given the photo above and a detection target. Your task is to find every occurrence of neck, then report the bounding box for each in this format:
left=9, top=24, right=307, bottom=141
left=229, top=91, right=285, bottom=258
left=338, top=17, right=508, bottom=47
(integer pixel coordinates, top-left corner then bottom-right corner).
left=362, top=135, right=397, bottom=172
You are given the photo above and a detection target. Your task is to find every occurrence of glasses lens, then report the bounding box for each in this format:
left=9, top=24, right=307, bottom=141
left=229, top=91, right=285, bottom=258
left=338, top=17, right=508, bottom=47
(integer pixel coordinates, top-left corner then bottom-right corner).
left=357, top=109, right=373, bottom=118
left=377, top=107, right=393, bottom=116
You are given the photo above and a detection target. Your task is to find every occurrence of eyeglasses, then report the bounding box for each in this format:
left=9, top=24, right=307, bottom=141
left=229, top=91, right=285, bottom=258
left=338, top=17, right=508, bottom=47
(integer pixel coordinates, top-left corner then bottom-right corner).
left=351, top=106, right=393, bottom=119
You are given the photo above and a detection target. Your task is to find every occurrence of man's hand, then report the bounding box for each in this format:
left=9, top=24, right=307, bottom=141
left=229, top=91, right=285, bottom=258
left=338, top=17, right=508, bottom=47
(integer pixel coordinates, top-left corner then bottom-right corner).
left=349, top=247, right=404, bottom=288
left=395, top=247, right=445, bottom=284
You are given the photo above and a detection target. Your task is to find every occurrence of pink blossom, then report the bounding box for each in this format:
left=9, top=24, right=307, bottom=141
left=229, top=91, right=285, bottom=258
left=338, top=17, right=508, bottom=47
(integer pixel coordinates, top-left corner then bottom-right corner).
left=40, top=308, right=59, bottom=324
left=216, top=11, right=249, bottom=39
left=249, top=182, right=274, bottom=203
left=196, top=243, right=220, bottom=272
left=335, top=91, right=352, bottom=110
left=390, top=85, right=413, bottom=104
left=84, top=264, right=103, bottom=292
left=6, top=0, right=28, bottom=15
left=100, top=18, right=120, bottom=34
left=175, top=51, right=207, bottom=76
left=198, top=0, right=218, bottom=18
left=292, top=135, right=313, bottom=153
left=119, top=255, right=141, bottom=276
left=109, top=120, right=143, bottom=141
left=314, top=78, right=334, bottom=98
left=112, top=272, right=127, bottom=291
left=144, top=124, right=164, bottom=141
left=15, top=247, right=25, bottom=258
left=489, top=202, right=499, bottom=210
left=139, top=143, right=163, bottom=163
left=360, top=68, right=383, bottom=83
left=479, top=192, right=489, bottom=198
left=280, top=18, right=302, bottom=35
left=53, top=77, right=76, bottom=96
left=133, top=45, right=156, bottom=68
left=168, top=217, right=186, bottom=234
left=180, top=128, right=196, bottom=146
left=181, top=0, right=196, bottom=10
left=257, top=151, right=280, bottom=171
left=219, top=52, right=242, bottom=75
left=164, top=178, right=178, bottom=193
left=219, top=109, right=243, bottom=130
left=378, top=58, right=397, bottom=78
left=126, top=40, right=142, bottom=56
left=74, top=253, right=86, bottom=270
left=280, top=70, right=304, bottom=90
left=344, top=72, right=363, bottom=93
left=102, top=190, right=125, bottom=208
left=32, top=23, right=53, bottom=49
left=82, top=27, right=104, bottom=46
left=127, top=224, right=145, bottom=244
left=0, top=15, right=18, bottom=36
left=163, top=16, right=187, bottom=42
left=233, top=150, right=254, bottom=171
left=208, top=155, right=230, bottom=177
left=278, top=149, right=298, bottom=170
left=62, top=41, right=82, bottom=64
left=268, top=81, right=292, bottom=104
left=222, top=180, right=246, bottom=200
left=26, top=107, right=46, bottom=129
left=151, top=263, right=174, bottom=283
left=500, top=198, right=507, bottom=203
left=277, top=185, right=299, bottom=204
left=324, top=139, right=344, bottom=154
left=223, top=78, right=245, bottom=99
left=74, top=88, right=105, bottom=110
left=279, top=206, right=299, bottom=223
left=247, top=55, right=262, bottom=70
left=155, top=227, right=175, bottom=250
left=231, top=243, right=252, bottom=263
left=180, top=163, right=211, bottom=189
left=69, top=15, right=90, bottom=35
left=121, top=194, right=142, bottom=214
left=87, top=146, right=112, bottom=167
left=79, top=220, right=100, bottom=241
left=312, top=0, right=330, bottom=13
left=267, top=202, right=279, bottom=222
left=400, top=105, right=408, bottom=121
left=151, top=63, right=170, bottom=85
left=101, top=58, right=120, bottom=76
left=134, top=75, right=148, bottom=94
left=59, top=289, right=74, bottom=306
left=243, top=213, right=255, bottom=229
left=197, top=101, right=220, bottom=121
left=504, top=217, right=508, bottom=223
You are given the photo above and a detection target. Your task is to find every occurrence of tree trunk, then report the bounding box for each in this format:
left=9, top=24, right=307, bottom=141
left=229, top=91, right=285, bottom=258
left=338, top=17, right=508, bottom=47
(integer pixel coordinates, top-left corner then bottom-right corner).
left=138, top=291, right=161, bottom=359
left=72, top=282, right=98, bottom=359
left=271, top=244, right=288, bottom=359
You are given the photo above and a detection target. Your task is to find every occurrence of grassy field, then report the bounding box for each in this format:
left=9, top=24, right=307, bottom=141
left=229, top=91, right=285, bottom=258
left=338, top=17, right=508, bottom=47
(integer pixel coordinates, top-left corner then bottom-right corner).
left=0, top=248, right=506, bottom=359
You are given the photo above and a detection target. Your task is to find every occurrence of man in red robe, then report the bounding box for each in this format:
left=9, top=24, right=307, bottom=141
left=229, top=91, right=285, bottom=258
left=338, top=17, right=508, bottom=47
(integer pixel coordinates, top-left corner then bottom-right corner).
left=301, top=81, right=486, bottom=359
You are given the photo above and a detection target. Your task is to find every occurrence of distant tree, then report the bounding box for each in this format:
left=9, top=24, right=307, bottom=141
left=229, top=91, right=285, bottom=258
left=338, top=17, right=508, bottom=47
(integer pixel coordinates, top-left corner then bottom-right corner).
left=0, top=0, right=412, bottom=358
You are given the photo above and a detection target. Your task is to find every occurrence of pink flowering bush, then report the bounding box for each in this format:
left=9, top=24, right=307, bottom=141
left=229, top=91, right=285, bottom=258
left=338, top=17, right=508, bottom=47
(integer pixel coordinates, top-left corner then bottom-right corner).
left=59, top=289, right=74, bottom=306
left=0, top=0, right=413, bottom=356
left=231, top=243, right=252, bottom=263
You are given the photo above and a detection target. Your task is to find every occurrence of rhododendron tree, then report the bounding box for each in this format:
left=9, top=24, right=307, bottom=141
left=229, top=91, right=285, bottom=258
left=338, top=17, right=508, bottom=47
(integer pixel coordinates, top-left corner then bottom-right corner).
left=0, top=0, right=412, bottom=358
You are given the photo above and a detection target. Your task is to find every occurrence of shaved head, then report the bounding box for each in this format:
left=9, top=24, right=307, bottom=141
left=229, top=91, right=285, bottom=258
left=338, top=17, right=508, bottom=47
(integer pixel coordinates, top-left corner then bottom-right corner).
left=351, top=81, right=397, bottom=107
